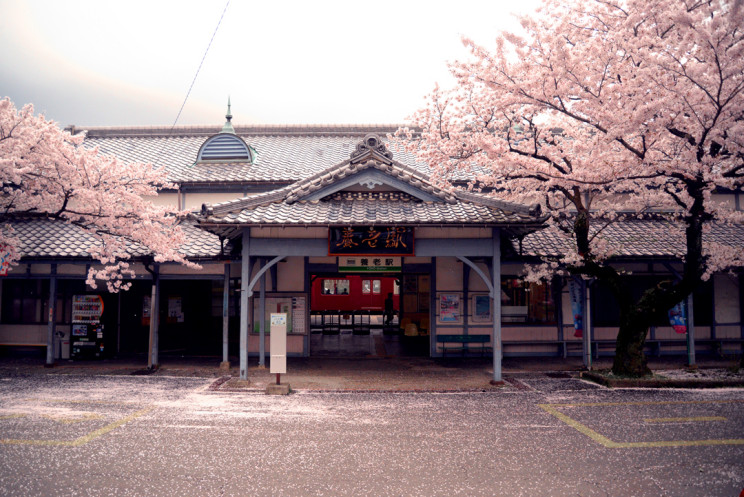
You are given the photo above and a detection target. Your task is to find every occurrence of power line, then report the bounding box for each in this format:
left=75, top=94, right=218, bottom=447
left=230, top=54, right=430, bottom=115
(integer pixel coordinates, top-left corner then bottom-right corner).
left=171, top=0, right=230, bottom=128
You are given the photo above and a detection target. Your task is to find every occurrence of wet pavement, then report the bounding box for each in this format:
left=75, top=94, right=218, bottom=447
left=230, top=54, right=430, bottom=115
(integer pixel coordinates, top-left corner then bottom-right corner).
left=0, top=372, right=742, bottom=496
left=0, top=353, right=741, bottom=392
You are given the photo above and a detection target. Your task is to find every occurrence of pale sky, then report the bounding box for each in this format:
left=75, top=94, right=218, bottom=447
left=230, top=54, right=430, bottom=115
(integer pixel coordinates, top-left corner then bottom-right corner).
left=0, top=0, right=540, bottom=127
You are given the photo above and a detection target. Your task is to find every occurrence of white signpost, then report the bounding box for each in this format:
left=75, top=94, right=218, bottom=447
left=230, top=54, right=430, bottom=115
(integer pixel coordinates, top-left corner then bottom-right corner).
left=268, top=313, right=289, bottom=394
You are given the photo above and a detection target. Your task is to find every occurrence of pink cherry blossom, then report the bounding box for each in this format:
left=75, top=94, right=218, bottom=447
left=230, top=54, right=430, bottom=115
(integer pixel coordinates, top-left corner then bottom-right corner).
left=0, top=97, right=197, bottom=291
left=395, top=0, right=744, bottom=376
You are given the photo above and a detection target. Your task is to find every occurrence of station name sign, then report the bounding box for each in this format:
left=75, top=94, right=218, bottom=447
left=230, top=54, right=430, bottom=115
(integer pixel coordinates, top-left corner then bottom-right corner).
left=329, top=226, right=414, bottom=256
left=338, top=256, right=401, bottom=272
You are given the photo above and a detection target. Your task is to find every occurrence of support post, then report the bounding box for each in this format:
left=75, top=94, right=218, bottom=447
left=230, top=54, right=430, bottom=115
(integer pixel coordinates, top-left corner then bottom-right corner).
left=491, top=230, right=502, bottom=383
left=45, top=264, right=57, bottom=367
left=686, top=293, right=696, bottom=367
left=221, top=263, right=230, bottom=369
left=582, top=279, right=592, bottom=370
left=240, top=230, right=251, bottom=380
left=147, top=264, right=160, bottom=369
left=259, top=260, right=266, bottom=368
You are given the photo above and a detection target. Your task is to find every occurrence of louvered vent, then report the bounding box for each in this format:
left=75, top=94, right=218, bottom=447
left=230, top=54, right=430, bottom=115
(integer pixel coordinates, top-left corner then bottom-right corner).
left=197, top=134, right=253, bottom=162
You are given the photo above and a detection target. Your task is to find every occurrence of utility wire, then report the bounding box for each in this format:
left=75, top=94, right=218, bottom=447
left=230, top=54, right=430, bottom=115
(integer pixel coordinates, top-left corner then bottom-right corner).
left=151, top=0, right=230, bottom=169
left=171, top=0, right=231, bottom=128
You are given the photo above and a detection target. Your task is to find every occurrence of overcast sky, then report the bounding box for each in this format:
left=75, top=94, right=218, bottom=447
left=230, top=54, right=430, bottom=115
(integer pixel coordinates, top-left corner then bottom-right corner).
left=0, top=0, right=539, bottom=127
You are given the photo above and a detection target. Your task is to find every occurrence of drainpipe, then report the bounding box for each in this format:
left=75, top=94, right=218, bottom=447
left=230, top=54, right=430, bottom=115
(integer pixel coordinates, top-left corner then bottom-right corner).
left=45, top=264, right=57, bottom=367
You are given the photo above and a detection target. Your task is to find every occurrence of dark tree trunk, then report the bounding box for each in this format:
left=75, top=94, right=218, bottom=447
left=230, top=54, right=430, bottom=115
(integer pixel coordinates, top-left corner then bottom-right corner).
left=612, top=316, right=651, bottom=377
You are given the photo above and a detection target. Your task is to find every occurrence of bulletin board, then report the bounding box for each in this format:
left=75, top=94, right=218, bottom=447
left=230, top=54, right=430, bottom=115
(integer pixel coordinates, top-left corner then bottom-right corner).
left=252, top=294, right=307, bottom=334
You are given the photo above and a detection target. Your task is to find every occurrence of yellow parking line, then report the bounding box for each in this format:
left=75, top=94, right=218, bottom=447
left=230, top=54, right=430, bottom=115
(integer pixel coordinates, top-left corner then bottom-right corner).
left=539, top=404, right=621, bottom=448
left=41, top=413, right=104, bottom=424
left=0, top=414, right=28, bottom=420
left=0, top=407, right=153, bottom=447
left=25, top=398, right=140, bottom=405
left=644, top=416, right=727, bottom=423
left=538, top=401, right=744, bottom=449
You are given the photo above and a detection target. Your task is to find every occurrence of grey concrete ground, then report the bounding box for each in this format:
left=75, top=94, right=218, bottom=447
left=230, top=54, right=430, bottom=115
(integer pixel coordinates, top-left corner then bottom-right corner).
left=2, top=353, right=741, bottom=391
left=0, top=370, right=742, bottom=496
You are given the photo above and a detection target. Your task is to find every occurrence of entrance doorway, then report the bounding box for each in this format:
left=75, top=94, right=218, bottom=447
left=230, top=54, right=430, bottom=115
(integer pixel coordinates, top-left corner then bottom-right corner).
left=309, top=273, right=430, bottom=356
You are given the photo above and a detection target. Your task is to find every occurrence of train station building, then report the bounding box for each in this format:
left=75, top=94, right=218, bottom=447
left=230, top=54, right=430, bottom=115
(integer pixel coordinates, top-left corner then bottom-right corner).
left=2, top=111, right=743, bottom=380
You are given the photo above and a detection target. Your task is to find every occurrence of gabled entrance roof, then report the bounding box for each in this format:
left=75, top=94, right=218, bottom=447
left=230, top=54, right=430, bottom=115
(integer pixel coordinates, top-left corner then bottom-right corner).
left=197, top=134, right=546, bottom=239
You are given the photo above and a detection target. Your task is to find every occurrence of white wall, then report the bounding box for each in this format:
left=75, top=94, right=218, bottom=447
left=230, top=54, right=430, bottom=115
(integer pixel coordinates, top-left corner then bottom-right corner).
left=714, top=274, right=740, bottom=325
left=144, top=192, right=179, bottom=208
left=436, top=257, right=463, bottom=290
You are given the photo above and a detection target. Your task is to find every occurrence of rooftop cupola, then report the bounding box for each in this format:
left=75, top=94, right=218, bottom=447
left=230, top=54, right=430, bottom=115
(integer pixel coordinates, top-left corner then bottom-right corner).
left=196, top=99, right=256, bottom=163
left=221, top=97, right=235, bottom=134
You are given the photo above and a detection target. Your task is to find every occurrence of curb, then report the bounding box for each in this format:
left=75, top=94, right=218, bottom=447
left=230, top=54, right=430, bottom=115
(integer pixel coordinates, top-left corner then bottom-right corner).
left=581, top=371, right=744, bottom=389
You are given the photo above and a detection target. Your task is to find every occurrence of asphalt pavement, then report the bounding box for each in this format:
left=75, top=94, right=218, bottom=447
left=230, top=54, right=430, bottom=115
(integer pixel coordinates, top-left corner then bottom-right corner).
left=0, top=372, right=742, bottom=496
left=1, top=353, right=740, bottom=392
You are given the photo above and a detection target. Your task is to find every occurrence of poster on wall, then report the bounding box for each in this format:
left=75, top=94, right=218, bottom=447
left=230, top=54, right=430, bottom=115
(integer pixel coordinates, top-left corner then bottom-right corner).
left=142, top=295, right=151, bottom=326
left=439, top=293, right=461, bottom=323
left=568, top=278, right=584, bottom=338
left=473, top=294, right=491, bottom=322
left=168, top=296, right=184, bottom=323
left=0, top=246, right=10, bottom=276
left=668, top=301, right=687, bottom=334
left=292, top=297, right=306, bottom=334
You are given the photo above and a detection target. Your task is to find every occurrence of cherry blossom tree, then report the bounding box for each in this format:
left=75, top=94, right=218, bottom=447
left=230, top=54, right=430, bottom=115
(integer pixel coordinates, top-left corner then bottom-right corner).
left=0, top=97, right=195, bottom=291
left=397, top=0, right=744, bottom=376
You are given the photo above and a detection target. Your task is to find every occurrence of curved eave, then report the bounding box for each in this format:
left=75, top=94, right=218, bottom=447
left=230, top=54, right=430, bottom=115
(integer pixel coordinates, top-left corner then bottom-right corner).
left=197, top=220, right=547, bottom=240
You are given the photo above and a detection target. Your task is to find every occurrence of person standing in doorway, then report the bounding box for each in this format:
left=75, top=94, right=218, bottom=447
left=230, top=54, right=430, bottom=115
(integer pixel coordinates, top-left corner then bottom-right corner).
left=384, top=293, right=395, bottom=325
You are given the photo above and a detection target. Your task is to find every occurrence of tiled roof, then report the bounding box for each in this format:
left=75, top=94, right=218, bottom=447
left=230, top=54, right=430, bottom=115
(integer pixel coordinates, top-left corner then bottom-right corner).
left=9, top=218, right=224, bottom=260
left=198, top=143, right=545, bottom=238
left=517, top=218, right=744, bottom=258
left=80, top=124, right=435, bottom=184
left=211, top=193, right=540, bottom=225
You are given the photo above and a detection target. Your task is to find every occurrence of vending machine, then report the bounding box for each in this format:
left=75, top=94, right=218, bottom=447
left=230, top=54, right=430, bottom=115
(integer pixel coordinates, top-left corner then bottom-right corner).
left=70, top=295, right=105, bottom=360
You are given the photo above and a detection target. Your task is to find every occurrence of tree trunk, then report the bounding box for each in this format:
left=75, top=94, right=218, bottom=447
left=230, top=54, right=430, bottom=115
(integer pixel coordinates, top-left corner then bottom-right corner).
left=612, top=319, right=651, bottom=377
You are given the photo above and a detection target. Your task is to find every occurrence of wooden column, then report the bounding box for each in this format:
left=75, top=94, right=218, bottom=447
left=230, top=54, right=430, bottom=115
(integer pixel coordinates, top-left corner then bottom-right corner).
left=687, top=293, right=696, bottom=366
left=259, top=260, right=266, bottom=368
left=147, top=264, right=160, bottom=369
left=221, top=263, right=230, bottom=368
left=491, top=230, right=502, bottom=383
left=240, top=230, right=251, bottom=380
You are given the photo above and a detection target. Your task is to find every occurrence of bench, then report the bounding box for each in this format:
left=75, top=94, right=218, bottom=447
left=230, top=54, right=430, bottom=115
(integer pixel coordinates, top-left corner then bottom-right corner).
left=648, top=338, right=744, bottom=358
left=436, top=334, right=492, bottom=356
left=576, top=338, right=744, bottom=358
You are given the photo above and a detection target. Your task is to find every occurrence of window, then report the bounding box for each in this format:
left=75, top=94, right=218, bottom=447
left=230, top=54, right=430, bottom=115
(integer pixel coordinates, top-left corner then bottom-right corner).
left=2, top=279, right=92, bottom=325
left=1, top=280, right=47, bottom=324
left=362, top=279, right=382, bottom=295
left=591, top=276, right=712, bottom=327
left=501, top=278, right=556, bottom=324
left=322, top=279, right=349, bottom=295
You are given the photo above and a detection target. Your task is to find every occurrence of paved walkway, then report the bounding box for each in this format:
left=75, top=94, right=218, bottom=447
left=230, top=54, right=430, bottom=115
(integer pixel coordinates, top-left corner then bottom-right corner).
left=1, top=353, right=739, bottom=392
